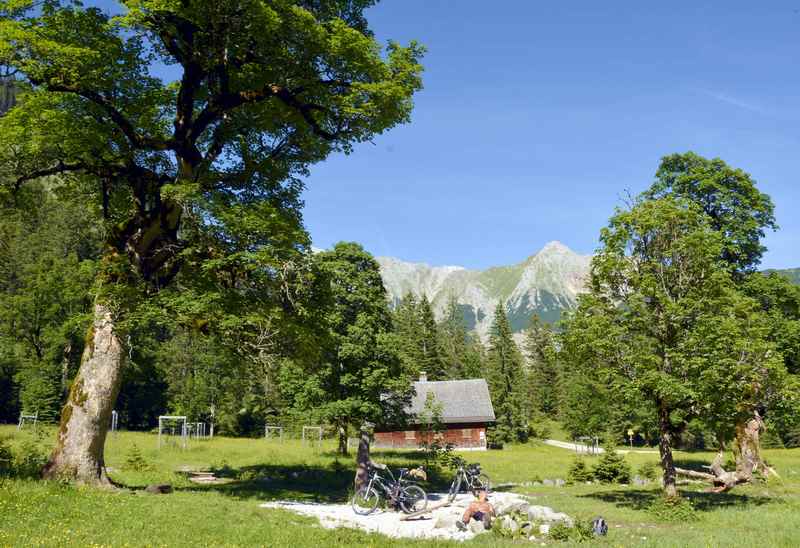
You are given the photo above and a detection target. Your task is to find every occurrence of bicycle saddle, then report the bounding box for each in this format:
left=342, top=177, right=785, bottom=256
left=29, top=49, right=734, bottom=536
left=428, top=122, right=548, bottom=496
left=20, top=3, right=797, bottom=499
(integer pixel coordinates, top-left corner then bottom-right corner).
left=371, top=462, right=387, bottom=470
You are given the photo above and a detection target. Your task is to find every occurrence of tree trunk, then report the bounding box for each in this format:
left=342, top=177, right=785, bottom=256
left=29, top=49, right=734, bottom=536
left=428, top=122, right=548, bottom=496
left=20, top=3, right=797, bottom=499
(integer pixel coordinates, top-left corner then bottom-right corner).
left=42, top=303, right=124, bottom=485
left=658, top=404, right=678, bottom=498
left=354, top=422, right=373, bottom=491
left=733, top=412, right=776, bottom=478
left=338, top=423, right=348, bottom=456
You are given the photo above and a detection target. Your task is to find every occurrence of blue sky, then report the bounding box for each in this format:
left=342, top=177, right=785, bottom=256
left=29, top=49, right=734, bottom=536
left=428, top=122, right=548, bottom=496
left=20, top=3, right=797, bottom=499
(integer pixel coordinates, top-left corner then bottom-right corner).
left=89, top=1, right=799, bottom=269
left=301, top=1, right=799, bottom=269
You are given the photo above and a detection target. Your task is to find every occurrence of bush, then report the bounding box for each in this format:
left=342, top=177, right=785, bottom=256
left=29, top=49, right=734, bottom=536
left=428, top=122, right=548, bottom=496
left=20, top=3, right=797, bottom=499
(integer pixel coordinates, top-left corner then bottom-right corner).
left=646, top=496, right=698, bottom=522
left=123, top=443, right=152, bottom=472
left=0, top=438, right=13, bottom=476
left=549, top=519, right=595, bottom=542
left=567, top=457, right=593, bottom=484
left=761, top=429, right=785, bottom=449
left=591, top=446, right=631, bottom=484
left=637, top=461, right=659, bottom=481
left=13, top=439, right=49, bottom=479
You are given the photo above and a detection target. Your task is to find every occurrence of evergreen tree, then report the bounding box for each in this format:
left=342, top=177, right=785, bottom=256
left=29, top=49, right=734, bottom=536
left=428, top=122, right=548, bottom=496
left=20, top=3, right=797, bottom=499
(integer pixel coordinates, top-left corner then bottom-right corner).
left=393, top=292, right=422, bottom=377
left=437, top=296, right=471, bottom=379
left=486, top=303, right=529, bottom=444
left=523, top=315, right=559, bottom=416
left=417, top=295, right=444, bottom=379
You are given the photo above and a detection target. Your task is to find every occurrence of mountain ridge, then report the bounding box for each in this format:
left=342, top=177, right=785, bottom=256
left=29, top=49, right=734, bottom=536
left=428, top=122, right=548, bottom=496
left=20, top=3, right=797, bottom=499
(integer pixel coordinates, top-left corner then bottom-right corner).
left=377, top=241, right=591, bottom=341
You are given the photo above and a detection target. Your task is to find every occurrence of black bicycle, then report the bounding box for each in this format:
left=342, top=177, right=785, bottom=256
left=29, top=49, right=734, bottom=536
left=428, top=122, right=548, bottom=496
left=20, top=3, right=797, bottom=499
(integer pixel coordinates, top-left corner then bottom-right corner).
left=351, top=463, right=428, bottom=515
left=447, top=456, right=491, bottom=502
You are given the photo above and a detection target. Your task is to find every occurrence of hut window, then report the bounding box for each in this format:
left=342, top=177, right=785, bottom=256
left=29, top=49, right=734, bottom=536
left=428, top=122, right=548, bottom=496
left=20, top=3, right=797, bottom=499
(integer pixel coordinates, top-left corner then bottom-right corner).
left=404, top=430, right=416, bottom=440
left=462, top=428, right=472, bottom=439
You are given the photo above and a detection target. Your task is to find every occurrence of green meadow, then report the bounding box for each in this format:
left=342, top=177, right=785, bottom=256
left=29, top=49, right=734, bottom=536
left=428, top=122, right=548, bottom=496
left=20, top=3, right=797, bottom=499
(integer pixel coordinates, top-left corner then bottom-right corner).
left=2, top=425, right=799, bottom=547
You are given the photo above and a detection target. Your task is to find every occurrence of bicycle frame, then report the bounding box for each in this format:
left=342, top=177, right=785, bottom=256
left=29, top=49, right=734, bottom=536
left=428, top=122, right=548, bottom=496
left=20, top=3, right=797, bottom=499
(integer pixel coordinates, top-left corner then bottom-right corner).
left=366, top=467, right=409, bottom=504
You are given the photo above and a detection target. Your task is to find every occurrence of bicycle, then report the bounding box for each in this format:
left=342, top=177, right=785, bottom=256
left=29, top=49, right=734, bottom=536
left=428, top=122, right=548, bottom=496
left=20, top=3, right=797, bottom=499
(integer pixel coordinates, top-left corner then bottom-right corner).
left=351, top=463, right=428, bottom=515
left=446, top=456, right=491, bottom=502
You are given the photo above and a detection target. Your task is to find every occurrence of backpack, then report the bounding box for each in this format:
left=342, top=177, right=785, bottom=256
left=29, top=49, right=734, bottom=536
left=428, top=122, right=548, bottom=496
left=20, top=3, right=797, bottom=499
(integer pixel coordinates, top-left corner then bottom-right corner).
left=592, top=517, right=608, bottom=536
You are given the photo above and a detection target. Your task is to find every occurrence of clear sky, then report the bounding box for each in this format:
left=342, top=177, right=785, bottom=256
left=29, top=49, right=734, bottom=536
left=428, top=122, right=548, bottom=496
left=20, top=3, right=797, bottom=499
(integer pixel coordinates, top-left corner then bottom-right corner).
left=88, top=1, right=799, bottom=270
left=301, top=1, right=799, bottom=270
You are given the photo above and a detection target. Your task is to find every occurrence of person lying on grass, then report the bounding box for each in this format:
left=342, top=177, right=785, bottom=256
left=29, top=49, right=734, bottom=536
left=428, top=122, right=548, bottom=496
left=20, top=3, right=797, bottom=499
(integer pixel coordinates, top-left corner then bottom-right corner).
left=455, top=487, right=494, bottom=531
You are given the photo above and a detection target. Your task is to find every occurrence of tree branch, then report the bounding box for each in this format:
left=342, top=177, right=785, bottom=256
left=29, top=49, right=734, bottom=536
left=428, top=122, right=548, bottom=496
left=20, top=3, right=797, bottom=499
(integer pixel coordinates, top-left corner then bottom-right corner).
left=31, top=80, right=172, bottom=152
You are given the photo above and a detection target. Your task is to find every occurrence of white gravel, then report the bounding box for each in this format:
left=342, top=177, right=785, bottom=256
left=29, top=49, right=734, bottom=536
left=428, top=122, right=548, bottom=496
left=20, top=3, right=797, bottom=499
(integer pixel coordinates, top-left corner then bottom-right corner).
left=259, top=491, right=531, bottom=541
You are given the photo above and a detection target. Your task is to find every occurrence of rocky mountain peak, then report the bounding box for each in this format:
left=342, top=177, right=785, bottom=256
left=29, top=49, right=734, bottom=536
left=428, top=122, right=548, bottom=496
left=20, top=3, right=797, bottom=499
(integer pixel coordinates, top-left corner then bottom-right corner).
left=377, top=243, right=591, bottom=341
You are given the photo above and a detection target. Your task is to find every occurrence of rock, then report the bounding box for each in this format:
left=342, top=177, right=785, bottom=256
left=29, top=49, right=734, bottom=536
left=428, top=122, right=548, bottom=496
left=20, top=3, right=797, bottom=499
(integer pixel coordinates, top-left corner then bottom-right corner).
left=434, top=514, right=458, bottom=529
left=532, top=481, right=542, bottom=486
left=508, top=501, right=530, bottom=515
left=539, top=523, right=550, bottom=535
left=493, top=501, right=509, bottom=516
left=555, top=479, right=566, bottom=487
left=543, top=479, right=554, bottom=486
left=145, top=483, right=173, bottom=494
left=527, top=505, right=574, bottom=526
left=500, top=516, right=519, bottom=534
left=633, top=476, right=648, bottom=486
left=469, top=519, right=486, bottom=535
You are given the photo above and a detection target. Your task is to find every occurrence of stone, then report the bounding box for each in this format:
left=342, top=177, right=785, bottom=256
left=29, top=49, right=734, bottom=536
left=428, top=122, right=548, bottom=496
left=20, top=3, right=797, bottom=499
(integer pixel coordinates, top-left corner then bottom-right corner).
left=539, top=523, right=550, bottom=535
left=532, top=481, right=542, bottom=486
left=555, top=479, right=566, bottom=487
left=145, top=483, right=172, bottom=494
left=434, top=514, right=458, bottom=529
left=633, top=476, right=648, bottom=486
left=527, top=505, right=574, bottom=526
left=469, top=519, right=486, bottom=535
left=542, top=479, right=554, bottom=486
left=501, top=516, right=519, bottom=534
left=508, top=501, right=530, bottom=515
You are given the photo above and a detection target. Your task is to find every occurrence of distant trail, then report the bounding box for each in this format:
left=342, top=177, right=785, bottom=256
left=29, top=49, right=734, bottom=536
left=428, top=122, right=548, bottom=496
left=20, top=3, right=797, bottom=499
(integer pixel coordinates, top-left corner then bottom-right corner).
left=543, top=439, right=658, bottom=454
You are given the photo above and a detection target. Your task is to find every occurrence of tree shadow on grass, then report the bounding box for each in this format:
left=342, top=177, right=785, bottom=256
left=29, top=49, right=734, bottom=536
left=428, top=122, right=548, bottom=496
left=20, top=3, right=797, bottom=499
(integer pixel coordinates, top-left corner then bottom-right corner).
left=581, top=488, right=775, bottom=513
left=174, top=456, right=455, bottom=504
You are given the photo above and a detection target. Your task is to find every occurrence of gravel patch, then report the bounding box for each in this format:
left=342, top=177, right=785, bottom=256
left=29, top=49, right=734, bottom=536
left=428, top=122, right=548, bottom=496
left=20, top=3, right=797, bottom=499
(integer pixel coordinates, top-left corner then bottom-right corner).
left=260, top=491, right=532, bottom=541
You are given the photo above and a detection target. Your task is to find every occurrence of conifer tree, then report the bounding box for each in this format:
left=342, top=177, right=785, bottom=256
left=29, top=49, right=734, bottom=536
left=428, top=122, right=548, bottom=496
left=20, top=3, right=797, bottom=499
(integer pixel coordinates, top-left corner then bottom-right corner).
left=437, top=295, right=486, bottom=379
left=523, top=315, right=559, bottom=416
left=486, top=303, right=529, bottom=444
left=417, top=295, right=444, bottom=379
left=393, top=292, right=421, bottom=377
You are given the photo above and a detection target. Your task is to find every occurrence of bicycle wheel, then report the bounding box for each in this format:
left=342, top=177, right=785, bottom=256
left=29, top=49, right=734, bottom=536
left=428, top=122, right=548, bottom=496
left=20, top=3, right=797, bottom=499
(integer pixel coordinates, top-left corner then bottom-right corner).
left=352, top=486, right=380, bottom=515
left=399, top=484, right=427, bottom=514
left=447, top=475, right=462, bottom=502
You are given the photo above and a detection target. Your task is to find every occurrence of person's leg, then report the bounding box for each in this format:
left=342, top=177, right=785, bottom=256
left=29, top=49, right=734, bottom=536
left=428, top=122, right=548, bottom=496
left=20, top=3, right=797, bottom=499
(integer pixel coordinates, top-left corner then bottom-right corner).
left=461, top=502, right=478, bottom=523
left=457, top=502, right=479, bottom=530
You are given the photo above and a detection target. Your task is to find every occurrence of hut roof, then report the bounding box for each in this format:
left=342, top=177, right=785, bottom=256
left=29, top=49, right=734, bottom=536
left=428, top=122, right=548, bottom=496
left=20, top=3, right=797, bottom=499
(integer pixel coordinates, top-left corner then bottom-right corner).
left=409, top=378, right=495, bottom=424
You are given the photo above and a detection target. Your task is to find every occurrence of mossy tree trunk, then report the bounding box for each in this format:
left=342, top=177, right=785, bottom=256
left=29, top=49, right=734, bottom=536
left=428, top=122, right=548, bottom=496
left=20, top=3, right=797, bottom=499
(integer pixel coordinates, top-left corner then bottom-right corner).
left=42, top=302, right=124, bottom=485
left=658, top=402, right=678, bottom=498
left=354, top=422, right=373, bottom=491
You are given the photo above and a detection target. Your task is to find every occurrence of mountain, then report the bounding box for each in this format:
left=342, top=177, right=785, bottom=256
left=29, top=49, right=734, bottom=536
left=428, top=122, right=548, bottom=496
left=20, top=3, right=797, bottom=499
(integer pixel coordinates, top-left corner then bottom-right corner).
left=377, top=241, right=591, bottom=341
left=763, top=268, right=800, bottom=286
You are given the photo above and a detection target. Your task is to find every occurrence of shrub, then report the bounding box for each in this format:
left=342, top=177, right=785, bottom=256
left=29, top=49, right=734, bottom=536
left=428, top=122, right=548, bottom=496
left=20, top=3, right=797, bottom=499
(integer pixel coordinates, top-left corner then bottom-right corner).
left=591, top=446, right=631, bottom=484
left=13, top=432, right=49, bottom=479
left=549, top=519, right=595, bottom=542
left=567, top=457, right=593, bottom=484
left=123, top=443, right=152, bottom=472
left=637, top=461, right=659, bottom=481
left=646, top=496, right=698, bottom=522
left=0, top=438, right=13, bottom=476
left=761, top=428, right=784, bottom=449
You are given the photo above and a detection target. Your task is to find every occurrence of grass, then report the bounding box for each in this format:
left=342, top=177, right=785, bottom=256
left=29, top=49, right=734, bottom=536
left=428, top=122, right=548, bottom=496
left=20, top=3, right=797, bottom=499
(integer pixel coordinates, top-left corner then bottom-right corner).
left=1, top=424, right=799, bottom=547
